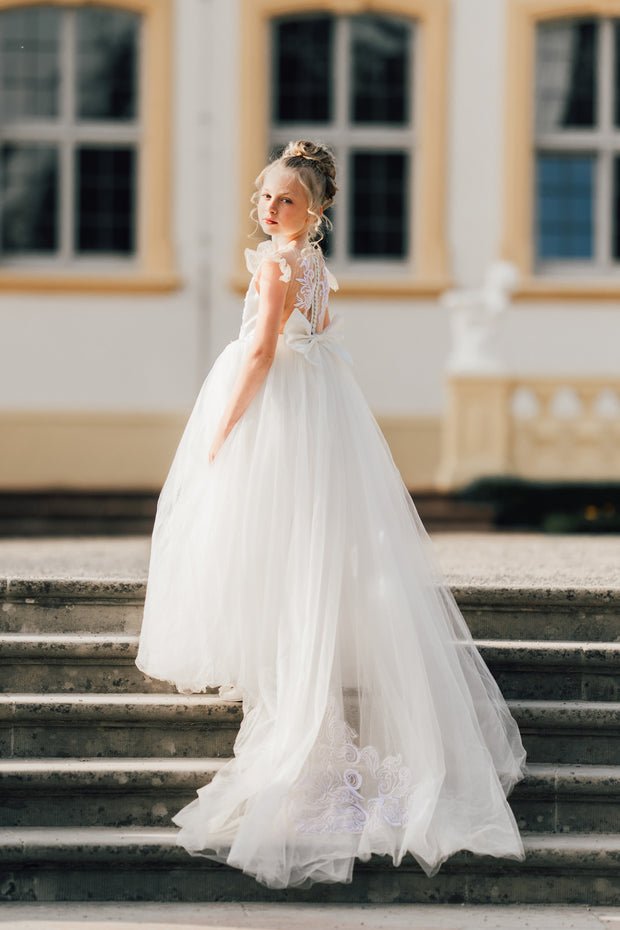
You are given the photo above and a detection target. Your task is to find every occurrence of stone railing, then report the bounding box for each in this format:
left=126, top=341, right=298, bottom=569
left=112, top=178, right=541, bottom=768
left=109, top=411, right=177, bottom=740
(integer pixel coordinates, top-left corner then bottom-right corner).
left=437, top=375, right=620, bottom=490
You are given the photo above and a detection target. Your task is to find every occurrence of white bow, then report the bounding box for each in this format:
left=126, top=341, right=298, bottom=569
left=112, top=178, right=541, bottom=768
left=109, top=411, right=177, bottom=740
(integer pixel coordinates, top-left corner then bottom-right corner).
left=284, top=309, right=353, bottom=367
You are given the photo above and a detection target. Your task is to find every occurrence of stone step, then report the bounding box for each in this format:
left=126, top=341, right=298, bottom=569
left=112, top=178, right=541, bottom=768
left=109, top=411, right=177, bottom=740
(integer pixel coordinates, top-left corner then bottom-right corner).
left=0, top=694, right=242, bottom=759
left=2, top=827, right=620, bottom=904
left=478, top=640, right=620, bottom=701
left=0, top=758, right=223, bottom=828
left=512, top=700, right=620, bottom=765
left=1, top=759, right=619, bottom=836
left=5, top=634, right=620, bottom=701
left=455, top=587, right=620, bottom=642
left=514, top=763, right=620, bottom=834
left=0, top=634, right=177, bottom=694
left=0, top=579, right=144, bottom=635
left=3, top=576, right=620, bottom=643
left=2, top=693, right=619, bottom=765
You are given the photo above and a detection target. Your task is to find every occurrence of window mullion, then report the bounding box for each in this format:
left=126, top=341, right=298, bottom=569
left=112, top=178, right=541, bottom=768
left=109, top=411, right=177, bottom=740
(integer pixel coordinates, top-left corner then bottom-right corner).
left=333, top=17, right=349, bottom=267
left=596, top=149, right=611, bottom=269
left=407, top=21, right=416, bottom=267
left=59, top=9, right=75, bottom=263
left=597, top=18, right=613, bottom=270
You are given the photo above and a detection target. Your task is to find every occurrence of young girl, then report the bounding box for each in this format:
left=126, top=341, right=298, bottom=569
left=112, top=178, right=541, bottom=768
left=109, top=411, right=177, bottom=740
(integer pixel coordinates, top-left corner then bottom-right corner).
left=136, top=140, right=526, bottom=889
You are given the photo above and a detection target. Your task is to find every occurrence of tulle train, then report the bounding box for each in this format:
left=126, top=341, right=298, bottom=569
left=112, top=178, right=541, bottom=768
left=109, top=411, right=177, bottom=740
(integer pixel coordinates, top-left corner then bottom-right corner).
left=136, top=331, right=526, bottom=888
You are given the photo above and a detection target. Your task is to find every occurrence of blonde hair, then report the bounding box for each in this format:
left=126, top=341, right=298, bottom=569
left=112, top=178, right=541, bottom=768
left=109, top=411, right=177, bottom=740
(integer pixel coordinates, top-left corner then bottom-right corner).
left=252, top=140, right=338, bottom=242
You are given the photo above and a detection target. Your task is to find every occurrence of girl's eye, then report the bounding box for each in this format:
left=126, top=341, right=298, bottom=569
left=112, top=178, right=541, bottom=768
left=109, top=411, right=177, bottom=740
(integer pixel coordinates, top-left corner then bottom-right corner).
left=262, top=193, right=271, bottom=200
left=283, top=199, right=292, bottom=204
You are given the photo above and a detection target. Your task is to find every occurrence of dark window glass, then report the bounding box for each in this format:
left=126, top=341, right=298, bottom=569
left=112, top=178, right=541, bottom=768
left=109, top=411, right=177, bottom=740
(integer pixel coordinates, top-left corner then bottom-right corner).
left=273, top=17, right=332, bottom=122
left=536, top=19, right=597, bottom=131
left=613, top=156, right=620, bottom=259
left=1, top=143, right=58, bottom=253
left=614, top=22, right=620, bottom=127
left=76, top=7, right=139, bottom=120
left=351, top=15, right=409, bottom=124
left=350, top=151, right=408, bottom=257
left=0, top=6, right=61, bottom=118
left=536, top=153, right=594, bottom=259
left=76, top=147, right=135, bottom=254
left=318, top=206, right=334, bottom=257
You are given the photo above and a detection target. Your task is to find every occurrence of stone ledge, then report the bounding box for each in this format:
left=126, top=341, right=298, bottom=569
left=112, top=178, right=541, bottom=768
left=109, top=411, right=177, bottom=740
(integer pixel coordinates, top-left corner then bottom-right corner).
left=0, top=827, right=619, bottom=870
left=0, top=757, right=224, bottom=790
left=478, top=641, right=620, bottom=667
left=0, top=693, right=244, bottom=723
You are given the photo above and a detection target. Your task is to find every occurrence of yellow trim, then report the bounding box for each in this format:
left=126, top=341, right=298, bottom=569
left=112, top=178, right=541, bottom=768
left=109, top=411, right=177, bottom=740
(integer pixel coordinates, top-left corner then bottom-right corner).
left=238, top=0, right=449, bottom=293
left=0, top=410, right=440, bottom=491
left=0, top=411, right=187, bottom=490
left=0, top=272, right=181, bottom=293
left=377, top=415, right=442, bottom=490
left=0, top=0, right=177, bottom=294
left=504, top=0, right=620, bottom=301
left=514, top=278, right=620, bottom=300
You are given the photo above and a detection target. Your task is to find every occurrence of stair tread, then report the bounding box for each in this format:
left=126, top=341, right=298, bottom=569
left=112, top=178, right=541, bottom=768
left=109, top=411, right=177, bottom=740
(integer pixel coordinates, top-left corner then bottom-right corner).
left=1, top=759, right=618, bottom=789
left=0, top=757, right=224, bottom=786
left=0, top=692, right=237, bottom=706
left=5, top=634, right=620, bottom=653
left=3, top=826, right=620, bottom=862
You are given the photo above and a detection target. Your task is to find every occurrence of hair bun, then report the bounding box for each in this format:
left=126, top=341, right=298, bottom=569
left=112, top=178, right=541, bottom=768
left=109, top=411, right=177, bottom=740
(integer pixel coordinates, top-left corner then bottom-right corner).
left=281, top=140, right=337, bottom=209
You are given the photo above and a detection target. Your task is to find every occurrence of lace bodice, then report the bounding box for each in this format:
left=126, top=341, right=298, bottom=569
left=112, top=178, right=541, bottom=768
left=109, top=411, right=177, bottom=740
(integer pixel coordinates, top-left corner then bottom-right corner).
left=241, top=240, right=338, bottom=341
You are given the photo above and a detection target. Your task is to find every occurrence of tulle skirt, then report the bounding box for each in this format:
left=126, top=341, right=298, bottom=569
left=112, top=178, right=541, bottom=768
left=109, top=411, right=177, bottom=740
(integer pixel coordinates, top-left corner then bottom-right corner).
left=136, top=331, right=526, bottom=889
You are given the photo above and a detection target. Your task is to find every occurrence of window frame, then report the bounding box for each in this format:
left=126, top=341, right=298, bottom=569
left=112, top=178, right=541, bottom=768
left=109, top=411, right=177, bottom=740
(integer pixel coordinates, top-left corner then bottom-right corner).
left=269, top=12, right=416, bottom=275
left=237, top=0, right=450, bottom=298
left=534, top=16, right=620, bottom=276
left=0, top=0, right=177, bottom=293
left=504, top=0, right=620, bottom=301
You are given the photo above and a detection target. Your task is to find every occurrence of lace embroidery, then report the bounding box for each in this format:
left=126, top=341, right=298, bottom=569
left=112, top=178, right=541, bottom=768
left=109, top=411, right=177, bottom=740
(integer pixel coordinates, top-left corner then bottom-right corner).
left=293, top=248, right=331, bottom=332
left=288, top=696, right=412, bottom=834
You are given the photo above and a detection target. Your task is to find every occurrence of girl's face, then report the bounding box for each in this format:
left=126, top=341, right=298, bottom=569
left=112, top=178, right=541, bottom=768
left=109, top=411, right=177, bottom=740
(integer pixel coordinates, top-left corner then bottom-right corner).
left=258, top=165, right=312, bottom=243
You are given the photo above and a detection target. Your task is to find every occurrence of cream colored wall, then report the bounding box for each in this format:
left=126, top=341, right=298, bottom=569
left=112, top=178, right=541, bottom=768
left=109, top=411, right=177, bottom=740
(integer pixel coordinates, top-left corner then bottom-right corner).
left=7, top=0, right=620, bottom=493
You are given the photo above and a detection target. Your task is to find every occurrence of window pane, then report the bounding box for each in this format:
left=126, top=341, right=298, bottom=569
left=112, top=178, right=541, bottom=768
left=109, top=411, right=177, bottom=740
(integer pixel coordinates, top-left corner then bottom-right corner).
left=536, top=19, right=597, bottom=131
left=0, top=6, right=60, bottom=119
left=536, top=153, right=594, bottom=260
left=77, top=7, right=139, bottom=120
left=350, top=152, right=408, bottom=257
left=613, top=156, right=620, bottom=259
left=351, top=15, right=410, bottom=124
left=76, top=147, right=136, bottom=254
left=273, top=17, right=332, bottom=123
left=1, top=144, right=58, bottom=253
left=614, top=22, right=620, bottom=127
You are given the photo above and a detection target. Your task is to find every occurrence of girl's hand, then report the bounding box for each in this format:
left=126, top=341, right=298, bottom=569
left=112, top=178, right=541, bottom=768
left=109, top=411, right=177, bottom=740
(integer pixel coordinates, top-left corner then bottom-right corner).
left=208, top=426, right=227, bottom=464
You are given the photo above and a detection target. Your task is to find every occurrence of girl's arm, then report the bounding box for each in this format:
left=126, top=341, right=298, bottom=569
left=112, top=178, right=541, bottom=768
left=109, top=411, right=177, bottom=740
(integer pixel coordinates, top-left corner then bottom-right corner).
left=208, top=258, right=288, bottom=463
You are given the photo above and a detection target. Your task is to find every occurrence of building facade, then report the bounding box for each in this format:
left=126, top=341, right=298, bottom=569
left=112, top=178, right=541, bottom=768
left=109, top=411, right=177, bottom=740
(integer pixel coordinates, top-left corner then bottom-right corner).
left=2, top=0, right=620, bottom=493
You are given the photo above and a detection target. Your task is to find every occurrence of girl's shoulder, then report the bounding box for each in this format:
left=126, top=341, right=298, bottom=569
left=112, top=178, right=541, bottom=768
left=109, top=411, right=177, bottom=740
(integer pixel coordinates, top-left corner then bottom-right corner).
left=245, top=240, right=294, bottom=284
left=244, top=241, right=338, bottom=291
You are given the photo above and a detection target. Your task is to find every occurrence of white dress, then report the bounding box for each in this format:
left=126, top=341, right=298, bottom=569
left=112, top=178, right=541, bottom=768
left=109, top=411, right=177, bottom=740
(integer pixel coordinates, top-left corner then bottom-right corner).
left=136, top=240, right=526, bottom=889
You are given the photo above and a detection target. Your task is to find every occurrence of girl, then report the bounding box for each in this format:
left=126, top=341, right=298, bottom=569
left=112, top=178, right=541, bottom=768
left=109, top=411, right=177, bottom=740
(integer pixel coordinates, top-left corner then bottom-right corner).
left=136, top=140, right=526, bottom=889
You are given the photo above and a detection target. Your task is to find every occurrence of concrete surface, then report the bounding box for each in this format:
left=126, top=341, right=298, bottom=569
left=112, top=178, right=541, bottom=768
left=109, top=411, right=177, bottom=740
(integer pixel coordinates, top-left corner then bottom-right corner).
left=2, top=532, right=620, bottom=591
left=3, top=903, right=620, bottom=929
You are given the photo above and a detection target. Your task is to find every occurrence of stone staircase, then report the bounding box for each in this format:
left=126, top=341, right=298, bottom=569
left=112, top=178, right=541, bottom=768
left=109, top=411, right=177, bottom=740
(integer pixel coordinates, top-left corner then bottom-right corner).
left=2, top=544, right=620, bottom=903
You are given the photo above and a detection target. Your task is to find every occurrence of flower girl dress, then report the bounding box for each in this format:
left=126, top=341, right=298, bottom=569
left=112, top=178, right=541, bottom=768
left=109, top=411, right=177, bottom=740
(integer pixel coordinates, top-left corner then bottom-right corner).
left=136, top=240, right=526, bottom=889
